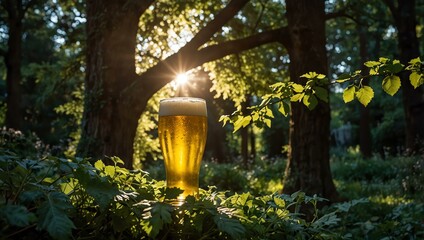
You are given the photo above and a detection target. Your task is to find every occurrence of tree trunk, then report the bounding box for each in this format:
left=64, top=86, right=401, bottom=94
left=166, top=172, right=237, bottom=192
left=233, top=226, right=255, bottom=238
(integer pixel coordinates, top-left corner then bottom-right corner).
left=283, top=0, right=338, bottom=201
left=392, top=0, right=424, bottom=153
left=358, top=25, right=372, bottom=158
left=77, top=0, right=149, bottom=168
left=4, top=1, right=23, bottom=130
left=249, top=127, right=256, bottom=159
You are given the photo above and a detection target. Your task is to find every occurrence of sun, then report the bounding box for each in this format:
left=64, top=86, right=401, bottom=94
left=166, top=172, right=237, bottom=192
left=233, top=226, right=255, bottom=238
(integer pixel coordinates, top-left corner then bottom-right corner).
left=175, top=73, right=189, bottom=86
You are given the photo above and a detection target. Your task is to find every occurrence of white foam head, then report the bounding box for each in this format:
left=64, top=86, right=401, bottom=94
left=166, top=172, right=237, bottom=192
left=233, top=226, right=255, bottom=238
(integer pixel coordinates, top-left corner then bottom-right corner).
left=159, top=97, right=207, bottom=116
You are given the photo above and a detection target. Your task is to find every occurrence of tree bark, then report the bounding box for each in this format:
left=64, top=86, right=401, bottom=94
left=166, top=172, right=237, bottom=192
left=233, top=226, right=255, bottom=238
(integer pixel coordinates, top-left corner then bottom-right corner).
left=78, top=0, right=290, bottom=167
left=385, top=0, right=424, bottom=153
left=77, top=0, right=152, bottom=168
left=283, top=0, right=338, bottom=201
left=3, top=0, right=24, bottom=130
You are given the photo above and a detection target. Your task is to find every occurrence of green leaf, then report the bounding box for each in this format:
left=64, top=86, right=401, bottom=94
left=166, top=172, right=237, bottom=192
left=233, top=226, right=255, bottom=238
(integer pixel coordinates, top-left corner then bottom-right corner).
left=144, top=203, right=173, bottom=238
left=408, top=57, right=421, bottom=65
left=302, top=94, right=318, bottom=110
left=379, top=57, right=390, bottom=63
left=251, top=112, right=259, bottom=121
left=0, top=205, right=35, bottom=227
left=386, top=62, right=404, bottom=74
left=314, top=86, right=328, bottom=102
left=273, top=196, right=285, bottom=208
left=164, top=187, right=184, bottom=200
left=278, top=102, right=290, bottom=117
left=74, top=168, right=119, bottom=210
left=312, top=212, right=340, bottom=227
left=290, top=93, right=304, bottom=102
left=37, top=192, right=75, bottom=240
left=214, top=214, right=245, bottom=239
left=94, top=160, right=105, bottom=170
left=316, top=73, right=326, bottom=79
left=219, top=115, right=230, bottom=127
left=233, top=116, right=252, bottom=132
left=356, top=86, right=374, bottom=107
left=292, top=83, right=304, bottom=93
left=364, top=61, right=380, bottom=67
left=264, top=118, right=271, bottom=128
left=342, top=86, right=356, bottom=103
left=409, top=72, right=424, bottom=89
left=152, top=203, right=173, bottom=224
left=336, top=73, right=351, bottom=83
left=241, top=116, right=252, bottom=128
left=300, top=72, right=315, bottom=78
left=265, top=108, right=274, bottom=118
left=382, top=75, right=401, bottom=96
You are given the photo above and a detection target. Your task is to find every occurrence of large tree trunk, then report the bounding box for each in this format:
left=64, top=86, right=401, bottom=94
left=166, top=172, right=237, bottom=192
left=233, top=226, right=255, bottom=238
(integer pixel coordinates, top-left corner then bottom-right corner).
left=283, top=0, right=338, bottom=201
left=77, top=0, right=150, bottom=168
left=386, top=0, right=424, bottom=153
left=4, top=0, right=23, bottom=130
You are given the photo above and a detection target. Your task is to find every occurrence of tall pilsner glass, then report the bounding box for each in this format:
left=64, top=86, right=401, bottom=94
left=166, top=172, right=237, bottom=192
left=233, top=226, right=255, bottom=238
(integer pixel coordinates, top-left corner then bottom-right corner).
left=158, top=97, right=207, bottom=203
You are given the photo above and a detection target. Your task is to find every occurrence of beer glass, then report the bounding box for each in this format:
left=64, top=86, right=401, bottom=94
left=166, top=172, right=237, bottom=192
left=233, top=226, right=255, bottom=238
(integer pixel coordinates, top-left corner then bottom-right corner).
left=158, top=97, right=207, bottom=204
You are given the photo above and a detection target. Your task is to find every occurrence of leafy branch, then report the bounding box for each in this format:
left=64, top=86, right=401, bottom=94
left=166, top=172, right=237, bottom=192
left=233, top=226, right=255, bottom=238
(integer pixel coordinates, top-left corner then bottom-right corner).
left=219, top=57, right=424, bottom=131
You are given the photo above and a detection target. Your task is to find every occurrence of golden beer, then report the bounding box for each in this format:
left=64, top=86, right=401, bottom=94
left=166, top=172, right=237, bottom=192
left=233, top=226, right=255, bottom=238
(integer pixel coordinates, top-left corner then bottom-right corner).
left=158, top=98, right=207, bottom=202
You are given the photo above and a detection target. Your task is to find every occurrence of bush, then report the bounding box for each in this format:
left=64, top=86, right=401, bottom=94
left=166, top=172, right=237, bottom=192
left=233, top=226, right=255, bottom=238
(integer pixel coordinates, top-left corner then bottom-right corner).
left=0, top=127, right=48, bottom=157
left=0, top=149, right=347, bottom=239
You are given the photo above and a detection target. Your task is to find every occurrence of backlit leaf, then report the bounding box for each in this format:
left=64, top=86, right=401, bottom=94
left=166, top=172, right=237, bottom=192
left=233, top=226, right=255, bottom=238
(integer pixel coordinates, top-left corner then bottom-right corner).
left=409, top=72, right=424, bottom=89
left=264, top=118, right=271, bottom=128
left=290, top=93, right=304, bottom=102
left=342, top=86, right=355, bottom=103
left=265, top=108, right=274, bottom=118
left=302, top=94, right=318, bottom=110
left=219, top=115, right=230, bottom=127
left=408, top=57, right=421, bottom=64
left=355, top=86, right=374, bottom=107
left=382, top=75, right=401, bottom=96
left=364, top=61, right=380, bottom=67
left=241, top=116, right=252, bottom=128
left=336, top=73, right=351, bottom=83
left=278, top=102, right=290, bottom=117
left=292, top=83, right=304, bottom=93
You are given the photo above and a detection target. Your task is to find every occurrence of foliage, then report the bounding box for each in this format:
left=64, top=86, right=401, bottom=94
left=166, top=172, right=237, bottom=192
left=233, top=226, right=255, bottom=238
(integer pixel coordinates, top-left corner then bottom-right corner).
left=0, top=147, right=352, bottom=239
left=1, top=129, right=424, bottom=239
left=220, top=57, right=424, bottom=131
left=329, top=153, right=424, bottom=239
left=0, top=127, right=48, bottom=157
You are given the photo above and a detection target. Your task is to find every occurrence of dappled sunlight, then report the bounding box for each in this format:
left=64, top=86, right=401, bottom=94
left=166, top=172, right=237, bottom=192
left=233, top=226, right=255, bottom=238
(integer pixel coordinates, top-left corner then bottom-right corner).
left=369, top=195, right=412, bottom=205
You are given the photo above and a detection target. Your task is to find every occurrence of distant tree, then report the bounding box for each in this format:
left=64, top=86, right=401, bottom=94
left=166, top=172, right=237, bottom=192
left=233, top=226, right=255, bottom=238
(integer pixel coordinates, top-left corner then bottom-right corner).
left=282, top=0, right=338, bottom=201
left=384, top=0, right=424, bottom=153
left=0, top=0, right=36, bottom=130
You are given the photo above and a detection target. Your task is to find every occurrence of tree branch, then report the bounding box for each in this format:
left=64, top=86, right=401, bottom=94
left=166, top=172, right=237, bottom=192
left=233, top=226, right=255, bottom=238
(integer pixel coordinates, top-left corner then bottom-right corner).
left=181, top=0, right=250, bottom=52
left=192, top=27, right=290, bottom=67
left=122, top=27, right=290, bottom=104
